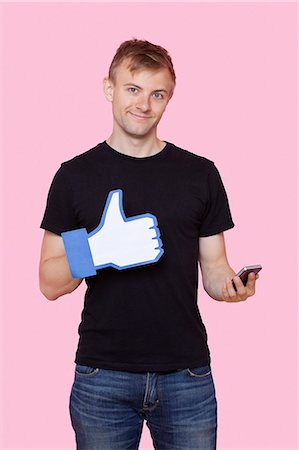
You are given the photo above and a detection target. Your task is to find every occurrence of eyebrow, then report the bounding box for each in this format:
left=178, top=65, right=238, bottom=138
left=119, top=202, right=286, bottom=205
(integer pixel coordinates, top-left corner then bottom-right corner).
left=123, top=83, right=168, bottom=94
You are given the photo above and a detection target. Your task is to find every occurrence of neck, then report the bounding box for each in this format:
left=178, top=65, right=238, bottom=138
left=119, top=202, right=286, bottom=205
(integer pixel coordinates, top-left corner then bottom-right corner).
left=106, top=133, right=166, bottom=158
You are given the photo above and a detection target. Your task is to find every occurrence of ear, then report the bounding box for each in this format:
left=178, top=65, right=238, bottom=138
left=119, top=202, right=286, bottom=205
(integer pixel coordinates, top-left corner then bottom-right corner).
left=103, top=77, right=114, bottom=102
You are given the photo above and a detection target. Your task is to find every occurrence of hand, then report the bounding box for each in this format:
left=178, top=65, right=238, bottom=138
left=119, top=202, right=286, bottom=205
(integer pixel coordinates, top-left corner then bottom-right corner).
left=222, top=272, right=259, bottom=302
left=88, top=189, right=163, bottom=269
left=62, top=189, right=164, bottom=278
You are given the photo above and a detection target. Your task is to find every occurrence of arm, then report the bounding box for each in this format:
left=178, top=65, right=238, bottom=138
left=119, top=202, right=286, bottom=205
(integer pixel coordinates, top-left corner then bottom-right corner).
left=199, top=233, right=257, bottom=302
left=39, top=230, right=83, bottom=301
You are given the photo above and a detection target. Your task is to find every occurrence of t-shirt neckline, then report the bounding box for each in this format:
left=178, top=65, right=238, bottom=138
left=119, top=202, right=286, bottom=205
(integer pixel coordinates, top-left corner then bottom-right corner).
left=102, top=141, right=171, bottom=162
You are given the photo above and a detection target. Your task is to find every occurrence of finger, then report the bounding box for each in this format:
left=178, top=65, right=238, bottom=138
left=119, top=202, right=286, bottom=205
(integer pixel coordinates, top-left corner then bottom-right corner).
left=226, top=277, right=240, bottom=298
left=245, top=272, right=256, bottom=293
left=222, top=282, right=230, bottom=301
left=222, top=278, right=238, bottom=302
left=232, top=276, right=246, bottom=295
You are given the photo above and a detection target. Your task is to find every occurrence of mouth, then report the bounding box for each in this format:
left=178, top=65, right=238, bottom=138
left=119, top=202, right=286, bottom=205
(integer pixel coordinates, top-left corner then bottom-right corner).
left=128, top=112, right=152, bottom=121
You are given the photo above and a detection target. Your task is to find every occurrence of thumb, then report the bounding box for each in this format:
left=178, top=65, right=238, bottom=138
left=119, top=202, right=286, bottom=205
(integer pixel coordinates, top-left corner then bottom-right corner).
left=102, top=189, right=126, bottom=227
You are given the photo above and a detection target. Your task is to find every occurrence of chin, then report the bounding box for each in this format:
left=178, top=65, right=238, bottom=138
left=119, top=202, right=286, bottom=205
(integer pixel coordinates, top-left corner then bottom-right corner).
left=125, top=126, right=153, bottom=138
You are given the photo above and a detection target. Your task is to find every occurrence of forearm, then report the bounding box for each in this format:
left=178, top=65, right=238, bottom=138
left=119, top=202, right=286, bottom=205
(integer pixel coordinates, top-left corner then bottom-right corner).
left=201, top=263, right=236, bottom=301
left=39, top=254, right=82, bottom=301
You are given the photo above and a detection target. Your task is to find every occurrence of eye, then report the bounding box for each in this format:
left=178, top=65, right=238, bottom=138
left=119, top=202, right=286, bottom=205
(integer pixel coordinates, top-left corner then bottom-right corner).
left=153, top=92, right=164, bottom=100
left=128, top=87, right=138, bottom=94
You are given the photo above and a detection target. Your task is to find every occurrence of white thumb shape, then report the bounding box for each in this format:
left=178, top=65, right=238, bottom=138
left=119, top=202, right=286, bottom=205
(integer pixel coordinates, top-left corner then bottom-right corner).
left=102, top=189, right=126, bottom=228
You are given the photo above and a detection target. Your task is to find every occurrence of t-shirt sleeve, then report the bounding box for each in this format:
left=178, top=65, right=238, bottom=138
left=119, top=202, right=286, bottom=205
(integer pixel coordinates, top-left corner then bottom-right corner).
left=40, top=164, right=78, bottom=235
left=199, top=163, right=235, bottom=237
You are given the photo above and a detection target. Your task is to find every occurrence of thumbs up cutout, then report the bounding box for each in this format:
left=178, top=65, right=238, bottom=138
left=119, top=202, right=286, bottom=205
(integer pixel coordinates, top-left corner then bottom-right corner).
left=62, top=189, right=164, bottom=278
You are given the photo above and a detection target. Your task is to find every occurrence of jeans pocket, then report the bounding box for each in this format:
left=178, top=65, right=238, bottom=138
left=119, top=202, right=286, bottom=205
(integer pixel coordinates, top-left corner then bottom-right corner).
left=75, top=364, right=100, bottom=378
left=186, top=365, right=212, bottom=379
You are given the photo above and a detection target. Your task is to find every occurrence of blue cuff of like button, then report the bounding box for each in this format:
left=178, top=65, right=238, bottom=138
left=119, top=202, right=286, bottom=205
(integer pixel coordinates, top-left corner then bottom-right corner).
left=61, top=229, right=96, bottom=278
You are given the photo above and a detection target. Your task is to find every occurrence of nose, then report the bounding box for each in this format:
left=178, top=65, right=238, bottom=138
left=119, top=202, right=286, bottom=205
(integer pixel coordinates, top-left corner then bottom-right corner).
left=135, top=95, right=151, bottom=112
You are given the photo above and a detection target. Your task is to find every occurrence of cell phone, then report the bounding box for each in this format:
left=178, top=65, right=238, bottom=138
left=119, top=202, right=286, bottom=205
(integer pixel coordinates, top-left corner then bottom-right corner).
left=232, top=264, right=262, bottom=290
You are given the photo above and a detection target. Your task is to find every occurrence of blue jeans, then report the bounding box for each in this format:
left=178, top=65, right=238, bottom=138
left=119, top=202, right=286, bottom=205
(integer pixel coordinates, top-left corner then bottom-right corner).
left=70, top=364, right=217, bottom=450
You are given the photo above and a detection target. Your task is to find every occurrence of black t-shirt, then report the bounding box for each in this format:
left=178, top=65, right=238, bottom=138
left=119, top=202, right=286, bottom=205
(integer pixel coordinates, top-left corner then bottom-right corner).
left=41, top=141, right=234, bottom=372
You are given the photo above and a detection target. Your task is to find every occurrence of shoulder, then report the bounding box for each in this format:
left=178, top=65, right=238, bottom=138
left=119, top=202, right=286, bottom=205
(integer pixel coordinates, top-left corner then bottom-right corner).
left=167, top=142, right=216, bottom=172
left=60, top=142, right=105, bottom=174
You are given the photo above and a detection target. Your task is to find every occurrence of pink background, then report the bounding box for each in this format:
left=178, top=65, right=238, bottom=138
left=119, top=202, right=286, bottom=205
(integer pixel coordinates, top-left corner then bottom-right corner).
left=1, top=2, right=298, bottom=449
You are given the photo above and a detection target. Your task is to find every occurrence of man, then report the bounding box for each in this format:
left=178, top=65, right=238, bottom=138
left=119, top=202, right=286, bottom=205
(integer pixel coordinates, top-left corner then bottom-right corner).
left=39, top=39, right=258, bottom=450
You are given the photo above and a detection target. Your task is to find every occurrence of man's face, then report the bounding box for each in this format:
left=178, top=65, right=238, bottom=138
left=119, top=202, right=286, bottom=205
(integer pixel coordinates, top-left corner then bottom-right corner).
left=105, top=60, right=174, bottom=140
